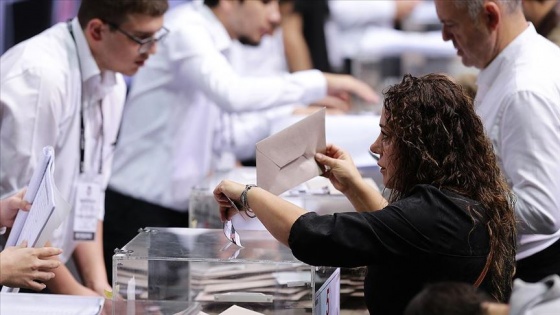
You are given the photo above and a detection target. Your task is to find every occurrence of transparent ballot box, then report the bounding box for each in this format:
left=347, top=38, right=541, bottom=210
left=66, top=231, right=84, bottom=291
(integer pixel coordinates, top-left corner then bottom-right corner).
left=113, top=228, right=340, bottom=315
left=109, top=300, right=201, bottom=315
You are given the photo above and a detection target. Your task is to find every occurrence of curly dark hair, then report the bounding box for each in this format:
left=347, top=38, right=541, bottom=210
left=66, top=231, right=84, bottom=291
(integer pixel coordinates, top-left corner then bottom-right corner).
left=382, top=73, right=517, bottom=302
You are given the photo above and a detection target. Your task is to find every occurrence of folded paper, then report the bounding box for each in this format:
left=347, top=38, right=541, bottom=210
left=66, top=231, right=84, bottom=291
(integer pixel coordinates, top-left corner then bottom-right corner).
left=256, top=108, right=326, bottom=195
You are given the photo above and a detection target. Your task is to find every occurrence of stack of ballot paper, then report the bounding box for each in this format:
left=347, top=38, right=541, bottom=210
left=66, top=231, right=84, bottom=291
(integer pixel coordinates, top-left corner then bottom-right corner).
left=339, top=267, right=367, bottom=299
left=191, top=263, right=313, bottom=306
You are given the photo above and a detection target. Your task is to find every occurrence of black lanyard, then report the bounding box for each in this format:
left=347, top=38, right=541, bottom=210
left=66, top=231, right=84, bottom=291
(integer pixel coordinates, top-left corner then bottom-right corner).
left=67, top=21, right=103, bottom=174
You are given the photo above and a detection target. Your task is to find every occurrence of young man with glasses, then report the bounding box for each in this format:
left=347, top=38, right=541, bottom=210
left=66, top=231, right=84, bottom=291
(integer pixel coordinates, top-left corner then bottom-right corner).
left=0, top=0, right=168, bottom=296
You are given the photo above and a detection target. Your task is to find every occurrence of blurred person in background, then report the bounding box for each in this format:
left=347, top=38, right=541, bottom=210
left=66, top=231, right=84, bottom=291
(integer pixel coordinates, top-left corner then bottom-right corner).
left=405, top=276, right=560, bottom=315
left=282, top=0, right=422, bottom=73
left=435, top=0, right=560, bottom=282
left=522, top=0, right=560, bottom=46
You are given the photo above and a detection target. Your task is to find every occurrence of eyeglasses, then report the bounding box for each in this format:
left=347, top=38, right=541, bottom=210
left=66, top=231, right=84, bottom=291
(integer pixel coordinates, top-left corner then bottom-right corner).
left=104, top=21, right=169, bottom=54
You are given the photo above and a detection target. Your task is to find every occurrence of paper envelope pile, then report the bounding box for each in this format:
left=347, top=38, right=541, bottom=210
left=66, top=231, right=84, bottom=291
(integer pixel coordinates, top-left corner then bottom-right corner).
left=256, top=108, right=326, bottom=195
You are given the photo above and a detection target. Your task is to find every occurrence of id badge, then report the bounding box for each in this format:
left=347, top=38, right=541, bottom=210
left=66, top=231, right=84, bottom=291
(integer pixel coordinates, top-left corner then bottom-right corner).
left=73, top=175, right=102, bottom=241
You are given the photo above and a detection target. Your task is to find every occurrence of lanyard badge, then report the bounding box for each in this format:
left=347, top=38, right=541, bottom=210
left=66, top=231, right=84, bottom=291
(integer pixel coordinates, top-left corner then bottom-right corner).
left=73, top=174, right=102, bottom=241
left=68, top=20, right=106, bottom=242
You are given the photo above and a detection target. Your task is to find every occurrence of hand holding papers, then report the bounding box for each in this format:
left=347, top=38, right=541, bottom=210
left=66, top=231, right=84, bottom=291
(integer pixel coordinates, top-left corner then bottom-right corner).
left=256, top=108, right=326, bottom=195
left=2, top=146, right=71, bottom=293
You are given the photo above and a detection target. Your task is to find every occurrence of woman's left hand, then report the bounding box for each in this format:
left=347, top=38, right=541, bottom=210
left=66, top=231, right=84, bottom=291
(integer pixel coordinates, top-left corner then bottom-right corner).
left=0, top=188, right=31, bottom=228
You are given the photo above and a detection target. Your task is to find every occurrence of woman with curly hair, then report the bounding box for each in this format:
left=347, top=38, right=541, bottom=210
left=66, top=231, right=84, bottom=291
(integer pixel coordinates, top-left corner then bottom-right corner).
left=214, top=73, right=517, bottom=315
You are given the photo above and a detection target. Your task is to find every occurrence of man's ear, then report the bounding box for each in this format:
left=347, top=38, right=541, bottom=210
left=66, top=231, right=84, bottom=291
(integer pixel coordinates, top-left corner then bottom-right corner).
left=85, top=18, right=105, bottom=42
left=483, top=2, right=501, bottom=31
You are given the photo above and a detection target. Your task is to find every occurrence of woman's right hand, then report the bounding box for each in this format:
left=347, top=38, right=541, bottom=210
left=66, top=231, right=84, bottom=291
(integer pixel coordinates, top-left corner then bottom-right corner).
left=315, top=144, right=362, bottom=194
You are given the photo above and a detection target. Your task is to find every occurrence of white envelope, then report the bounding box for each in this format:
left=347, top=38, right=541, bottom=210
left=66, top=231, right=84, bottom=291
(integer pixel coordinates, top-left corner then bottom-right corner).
left=256, top=108, right=326, bottom=195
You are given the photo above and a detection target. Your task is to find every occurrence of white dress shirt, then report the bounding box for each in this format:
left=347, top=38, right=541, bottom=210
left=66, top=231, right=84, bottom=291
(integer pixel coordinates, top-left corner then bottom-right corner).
left=0, top=18, right=126, bottom=262
left=475, top=24, right=560, bottom=260
left=328, top=1, right=454, bottom=60
left=329, top=0, right=396, bottom=30
left=109, top=3, right=327, bottom=211
left=228, top=29, right=300, bottom=161
left=328, top=0, right=395, bottom=61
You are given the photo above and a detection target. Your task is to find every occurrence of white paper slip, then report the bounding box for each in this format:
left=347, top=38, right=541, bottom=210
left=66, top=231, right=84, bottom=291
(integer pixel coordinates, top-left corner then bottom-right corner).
left=0, top=292, right=104, bottom=315
left=219, top=305, right=265, bottom=315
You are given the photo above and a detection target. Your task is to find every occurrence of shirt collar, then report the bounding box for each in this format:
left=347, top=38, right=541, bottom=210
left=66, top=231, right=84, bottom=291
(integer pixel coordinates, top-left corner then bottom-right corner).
left=70, top=18, right=117, bottom=101
left=71, top=18, right=101, bottom=83
left=476, top=23, right=536, bottom=101
left=197, top=4, right=232, bottom=52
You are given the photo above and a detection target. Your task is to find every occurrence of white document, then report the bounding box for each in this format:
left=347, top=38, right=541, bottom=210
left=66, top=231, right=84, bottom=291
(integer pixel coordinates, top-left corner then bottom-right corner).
left=2, top=146, right=71, bottom=293
left=0, top=292, right=104, bottom=315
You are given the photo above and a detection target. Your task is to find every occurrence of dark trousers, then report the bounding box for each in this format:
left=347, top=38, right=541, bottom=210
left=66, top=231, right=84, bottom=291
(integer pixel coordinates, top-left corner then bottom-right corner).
left=515, top=237, right=560, bottom=282
left=103, top=188, right=189, bottom=284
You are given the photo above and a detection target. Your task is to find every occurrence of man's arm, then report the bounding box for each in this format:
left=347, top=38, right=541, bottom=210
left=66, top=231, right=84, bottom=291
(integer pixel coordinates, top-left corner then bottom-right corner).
left=501, top=92, right=560, bottom=234
left=45, top=262, right=99, bottom=296
left=281, top=6, right=313, bottom=72
left=1, top=66, right=65, bottom=196
left=169, top=23, right=375, bottom=113
left=44, top=222, right=108, bottom=296
left=73, top=220, right=111, bottom=295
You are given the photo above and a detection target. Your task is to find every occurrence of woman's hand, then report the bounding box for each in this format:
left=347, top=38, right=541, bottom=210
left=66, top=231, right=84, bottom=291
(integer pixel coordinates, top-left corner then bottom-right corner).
left=0, top=188, right=31, bottom=228
left=317, top=144, right=387, bottom=212
left=0, top=241, right=62, bottom=291
left=315, top=144, right=362, bottom=194
left=213, top=180, right=246, bottom=222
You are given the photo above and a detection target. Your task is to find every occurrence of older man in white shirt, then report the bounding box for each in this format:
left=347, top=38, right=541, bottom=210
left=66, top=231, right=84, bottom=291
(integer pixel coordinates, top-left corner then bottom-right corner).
left=435, top=0, right=560, bottom=282
left=104, top=0, right=378, bottom=282
left=1, top=0, right=168, bottom=295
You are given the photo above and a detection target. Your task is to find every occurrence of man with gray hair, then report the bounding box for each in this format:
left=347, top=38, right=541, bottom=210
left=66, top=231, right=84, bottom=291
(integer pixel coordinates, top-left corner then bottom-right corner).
left=435, top=0, right=560, bottom=283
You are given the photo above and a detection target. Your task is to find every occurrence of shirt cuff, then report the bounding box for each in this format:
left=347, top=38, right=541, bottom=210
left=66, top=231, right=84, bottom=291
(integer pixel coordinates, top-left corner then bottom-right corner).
left=289, top=69, right=327, bottom=105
